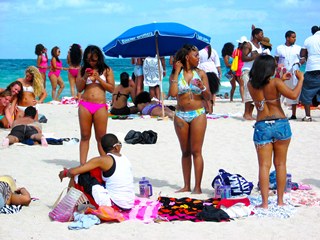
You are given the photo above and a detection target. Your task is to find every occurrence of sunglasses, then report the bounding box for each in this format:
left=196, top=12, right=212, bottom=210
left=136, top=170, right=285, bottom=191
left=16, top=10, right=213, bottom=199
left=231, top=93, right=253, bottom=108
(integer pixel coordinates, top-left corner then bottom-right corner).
left=87, top=58, right=98, bottom=63
left=112, top=142, right=122, bottom=148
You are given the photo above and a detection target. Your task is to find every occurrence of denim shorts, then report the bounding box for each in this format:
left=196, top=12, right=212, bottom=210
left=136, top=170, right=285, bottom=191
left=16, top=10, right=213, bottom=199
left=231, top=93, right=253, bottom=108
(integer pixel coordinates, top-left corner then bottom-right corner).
left=253, top=118, right=292, bottom=146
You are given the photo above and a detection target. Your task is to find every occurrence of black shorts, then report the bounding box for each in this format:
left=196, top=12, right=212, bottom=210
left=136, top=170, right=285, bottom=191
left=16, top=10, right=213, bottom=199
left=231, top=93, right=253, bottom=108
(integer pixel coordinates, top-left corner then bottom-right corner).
left=110, top=106, right=131, bottom=115
left=9, top=125, right=38, bottom=142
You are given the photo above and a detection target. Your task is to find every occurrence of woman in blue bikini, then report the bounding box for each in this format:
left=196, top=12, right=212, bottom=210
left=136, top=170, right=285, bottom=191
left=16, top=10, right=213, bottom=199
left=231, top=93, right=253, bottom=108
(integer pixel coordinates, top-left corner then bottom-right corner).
left=169, top=44, right=211, bottom=194
left=76, top=45, right=115, bottom=165
left=248, top=55, right=304, bottom=208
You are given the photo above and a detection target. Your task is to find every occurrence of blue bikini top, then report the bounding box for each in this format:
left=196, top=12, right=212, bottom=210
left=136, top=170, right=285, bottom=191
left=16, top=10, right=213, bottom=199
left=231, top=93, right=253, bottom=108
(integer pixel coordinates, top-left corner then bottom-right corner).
left=178, top=70, right=202, bottom=95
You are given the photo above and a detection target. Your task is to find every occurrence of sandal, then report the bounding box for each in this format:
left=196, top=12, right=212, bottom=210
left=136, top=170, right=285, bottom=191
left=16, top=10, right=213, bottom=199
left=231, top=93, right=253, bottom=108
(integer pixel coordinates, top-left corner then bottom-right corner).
left=302, top=116, right=312, bottom=122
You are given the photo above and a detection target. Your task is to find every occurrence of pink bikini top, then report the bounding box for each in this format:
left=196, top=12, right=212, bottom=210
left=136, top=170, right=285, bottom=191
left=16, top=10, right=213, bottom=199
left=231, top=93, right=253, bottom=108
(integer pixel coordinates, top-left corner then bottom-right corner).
left=39, top=54, right=48, bottom=67
left=86, top=74, right=106, bottom=85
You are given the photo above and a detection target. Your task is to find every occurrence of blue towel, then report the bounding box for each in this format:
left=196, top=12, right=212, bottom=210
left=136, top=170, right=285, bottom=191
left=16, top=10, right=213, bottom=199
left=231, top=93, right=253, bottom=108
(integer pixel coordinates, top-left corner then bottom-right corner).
left=68, top=212, right=100, bottom=230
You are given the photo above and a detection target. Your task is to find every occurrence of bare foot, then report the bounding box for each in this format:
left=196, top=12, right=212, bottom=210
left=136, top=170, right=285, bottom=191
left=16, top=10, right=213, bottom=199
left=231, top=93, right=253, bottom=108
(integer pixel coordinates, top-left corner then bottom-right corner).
left=175, top=187, right=191, bottom=193
left=192, top=188, right=202, bottom=194
left=277, top=202, right=287, bottom=207
left=41, top=136, right=48, bottom=147
left=255, top=203, right=268, bottom=209
left=2, top=138, right=9, bottom=148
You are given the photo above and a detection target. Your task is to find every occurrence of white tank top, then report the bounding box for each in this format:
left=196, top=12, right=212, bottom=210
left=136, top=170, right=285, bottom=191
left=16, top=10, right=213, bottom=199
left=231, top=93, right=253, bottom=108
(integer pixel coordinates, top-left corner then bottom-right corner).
left=242, top=41, right=262, bottom=71
left=102, top=153, right=135, bottom=209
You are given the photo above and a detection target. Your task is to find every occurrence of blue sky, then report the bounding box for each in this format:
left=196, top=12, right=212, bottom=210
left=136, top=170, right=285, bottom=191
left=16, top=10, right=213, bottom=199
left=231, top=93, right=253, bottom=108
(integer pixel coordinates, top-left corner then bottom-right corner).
left=0, top=0, right=319, bottom=59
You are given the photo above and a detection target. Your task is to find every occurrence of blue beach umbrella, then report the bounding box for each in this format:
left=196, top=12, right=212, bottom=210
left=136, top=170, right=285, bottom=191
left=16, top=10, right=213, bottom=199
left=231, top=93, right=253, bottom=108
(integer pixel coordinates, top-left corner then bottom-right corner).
left=103, top=22, right=211, bottom=58
left=103, top=22, right=211, bottom=117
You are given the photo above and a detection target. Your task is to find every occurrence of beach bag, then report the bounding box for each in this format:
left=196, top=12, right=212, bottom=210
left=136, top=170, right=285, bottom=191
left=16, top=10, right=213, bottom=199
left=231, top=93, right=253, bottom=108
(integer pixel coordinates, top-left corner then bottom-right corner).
left=141, top=130, right=157, bottom=144
left=125, top=130, right=158, bottom=144
left=49, top=187, right=89, bottom=222
left=124, top=130, right=143, bottom=144
left=230, top=50, right=239, bottom=72
left=196, top=205, right=231, bottom=222
left=211, top=169, right=254, bottom=196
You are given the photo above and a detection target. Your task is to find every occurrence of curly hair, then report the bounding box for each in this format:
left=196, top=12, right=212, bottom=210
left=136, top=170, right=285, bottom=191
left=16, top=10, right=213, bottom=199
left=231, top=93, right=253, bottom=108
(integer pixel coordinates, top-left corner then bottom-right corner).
left=221, top=42, right=234, bottom=57
left=26, top=66, right=44, bottom=97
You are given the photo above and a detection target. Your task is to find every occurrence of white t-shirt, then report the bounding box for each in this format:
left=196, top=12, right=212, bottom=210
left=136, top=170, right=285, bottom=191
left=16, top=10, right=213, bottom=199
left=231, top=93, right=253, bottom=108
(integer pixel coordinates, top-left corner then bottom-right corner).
left=302, top=31, right=320, bottom=71
left=275, top=44, right=301, bottom=70
left=198, top=47, right=220, bottom=75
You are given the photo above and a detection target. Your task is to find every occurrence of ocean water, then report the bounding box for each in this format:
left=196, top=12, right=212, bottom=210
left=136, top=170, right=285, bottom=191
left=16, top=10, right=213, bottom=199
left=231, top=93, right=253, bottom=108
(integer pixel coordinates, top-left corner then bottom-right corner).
left=0, top=58, right=245, bottom=102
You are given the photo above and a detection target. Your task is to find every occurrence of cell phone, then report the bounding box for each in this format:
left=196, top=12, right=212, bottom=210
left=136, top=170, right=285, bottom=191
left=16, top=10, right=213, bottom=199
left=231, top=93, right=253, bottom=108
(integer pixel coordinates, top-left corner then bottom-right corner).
left=85, top=68, right=93, bottom=74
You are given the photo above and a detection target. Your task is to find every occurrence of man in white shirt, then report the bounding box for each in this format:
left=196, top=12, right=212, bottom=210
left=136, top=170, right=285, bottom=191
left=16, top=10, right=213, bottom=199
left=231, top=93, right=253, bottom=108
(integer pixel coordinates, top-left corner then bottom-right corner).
left=241, top=28, right=264, bottom=120
left=275, top=30, right=304, bottom=120
left=299, top=27, right=320, bottom=121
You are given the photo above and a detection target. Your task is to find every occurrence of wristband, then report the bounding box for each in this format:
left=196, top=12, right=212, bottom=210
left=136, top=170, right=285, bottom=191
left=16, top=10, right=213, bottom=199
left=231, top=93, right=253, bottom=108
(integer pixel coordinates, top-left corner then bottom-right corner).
left=171, top=79, right=178, bottom=83
left=201, top=86, right=207, bottom=92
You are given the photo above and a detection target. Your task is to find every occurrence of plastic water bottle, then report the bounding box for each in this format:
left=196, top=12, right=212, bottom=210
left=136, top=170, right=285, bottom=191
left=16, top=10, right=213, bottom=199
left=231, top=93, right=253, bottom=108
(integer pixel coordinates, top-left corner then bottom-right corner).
left=214, top=178, right=222, bottom=198
left=139, top=177, right=153, bottom=198
left=286, top=173, right=292, bottom=193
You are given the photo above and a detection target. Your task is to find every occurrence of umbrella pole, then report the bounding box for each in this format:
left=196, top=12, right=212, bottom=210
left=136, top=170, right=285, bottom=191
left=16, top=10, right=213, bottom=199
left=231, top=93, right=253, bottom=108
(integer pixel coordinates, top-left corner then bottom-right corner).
left=155, top=35, right=165, bottom=118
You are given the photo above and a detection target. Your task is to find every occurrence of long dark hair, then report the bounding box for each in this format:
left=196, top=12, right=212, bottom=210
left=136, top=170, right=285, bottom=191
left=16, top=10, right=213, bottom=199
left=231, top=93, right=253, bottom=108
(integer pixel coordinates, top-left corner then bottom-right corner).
left=6, top=81, right=23, bottom=100
left=81, top=45, right=109, bottom=76
left=69, top=44, right=82, bottom=66
left=221, top=42, right=234, bottom=57
left=51, top=46, right=61, bottom=63
left=249, top=55, right=276, bottom=89
left=120, top=72, right=129, bottom=88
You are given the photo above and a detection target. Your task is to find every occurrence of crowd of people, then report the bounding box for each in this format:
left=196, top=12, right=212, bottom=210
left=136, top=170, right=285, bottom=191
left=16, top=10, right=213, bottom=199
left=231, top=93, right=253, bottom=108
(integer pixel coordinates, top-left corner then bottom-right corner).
left=1, top=24, right=320, bottom=210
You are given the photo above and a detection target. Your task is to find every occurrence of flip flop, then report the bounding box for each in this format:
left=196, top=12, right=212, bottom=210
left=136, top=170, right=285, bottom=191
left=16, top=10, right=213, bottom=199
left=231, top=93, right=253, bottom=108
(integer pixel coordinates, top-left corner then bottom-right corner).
left=298, top=183, right=312, bottom=190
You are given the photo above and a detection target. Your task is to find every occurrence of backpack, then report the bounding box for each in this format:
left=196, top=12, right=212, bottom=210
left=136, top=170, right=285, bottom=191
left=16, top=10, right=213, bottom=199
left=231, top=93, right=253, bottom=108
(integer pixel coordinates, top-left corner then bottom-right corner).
left=211, top=169, right=254, bottom=196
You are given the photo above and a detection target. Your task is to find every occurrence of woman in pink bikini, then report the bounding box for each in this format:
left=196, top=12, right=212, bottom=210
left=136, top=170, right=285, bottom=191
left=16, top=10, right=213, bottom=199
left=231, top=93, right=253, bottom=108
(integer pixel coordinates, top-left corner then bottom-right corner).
left=76, top=45, right=115, bottom=165
left=48, top=46, right=67, bottom=101
left=67, top=44, right=82, bottom=99
left=35, top=44, right=49, bottom=88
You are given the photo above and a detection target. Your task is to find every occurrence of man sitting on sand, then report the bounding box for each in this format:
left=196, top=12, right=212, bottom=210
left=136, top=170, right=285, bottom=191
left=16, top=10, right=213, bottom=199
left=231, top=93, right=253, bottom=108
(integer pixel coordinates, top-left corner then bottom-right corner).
left=2, top=106, right=48, bottom=147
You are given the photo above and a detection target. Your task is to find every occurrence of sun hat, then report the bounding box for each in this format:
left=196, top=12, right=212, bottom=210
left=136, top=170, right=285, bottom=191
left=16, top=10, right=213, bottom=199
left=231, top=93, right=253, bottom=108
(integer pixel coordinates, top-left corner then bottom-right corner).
left=236, top=36, right=248, bottom=43
left=261, top=37, right=272, bottom=47
left=0, top=175, right=17, bottom=192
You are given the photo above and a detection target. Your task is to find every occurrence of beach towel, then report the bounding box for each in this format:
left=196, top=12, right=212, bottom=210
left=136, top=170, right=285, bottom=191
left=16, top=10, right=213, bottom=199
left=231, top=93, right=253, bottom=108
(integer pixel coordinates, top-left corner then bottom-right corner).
left=85, top=205, right=125, bottom=222
left=0, top=204, right=22, bottom=214
left=122, top=197, right=161, bottom=223
left=157, top=196, right=220, bottom=222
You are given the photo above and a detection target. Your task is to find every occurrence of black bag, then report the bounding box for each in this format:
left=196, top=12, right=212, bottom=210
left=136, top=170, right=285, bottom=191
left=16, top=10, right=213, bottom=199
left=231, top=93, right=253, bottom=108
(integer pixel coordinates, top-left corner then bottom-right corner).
left=124, top=130, right=143, bottom=144
left=141, top=130, right=157, bottom=144
left=124, top=130, right=158, bottom=144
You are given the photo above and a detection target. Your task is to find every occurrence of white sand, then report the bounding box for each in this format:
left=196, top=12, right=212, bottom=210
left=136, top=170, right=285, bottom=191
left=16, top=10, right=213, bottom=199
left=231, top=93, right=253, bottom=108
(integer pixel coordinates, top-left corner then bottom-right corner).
left=0, top=101, right=320, bottom=240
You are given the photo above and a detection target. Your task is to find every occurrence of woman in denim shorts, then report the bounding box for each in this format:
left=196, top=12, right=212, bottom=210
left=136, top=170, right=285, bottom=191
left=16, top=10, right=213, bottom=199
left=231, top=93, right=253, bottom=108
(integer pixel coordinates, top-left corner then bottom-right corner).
left=247, top=55, right=304, bottom=208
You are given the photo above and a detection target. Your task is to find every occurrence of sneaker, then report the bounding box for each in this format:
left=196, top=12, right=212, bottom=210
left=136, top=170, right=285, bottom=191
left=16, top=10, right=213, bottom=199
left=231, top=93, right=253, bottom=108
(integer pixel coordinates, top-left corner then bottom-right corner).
left=302, top=116, right=312, bottom=122
left=289, top=115, right=297, bottom=120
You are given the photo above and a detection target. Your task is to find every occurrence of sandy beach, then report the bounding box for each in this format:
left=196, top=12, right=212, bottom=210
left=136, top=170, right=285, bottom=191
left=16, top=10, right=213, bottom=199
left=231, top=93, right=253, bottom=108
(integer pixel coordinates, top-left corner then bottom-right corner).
left=0, top=101, right=320, bottom=240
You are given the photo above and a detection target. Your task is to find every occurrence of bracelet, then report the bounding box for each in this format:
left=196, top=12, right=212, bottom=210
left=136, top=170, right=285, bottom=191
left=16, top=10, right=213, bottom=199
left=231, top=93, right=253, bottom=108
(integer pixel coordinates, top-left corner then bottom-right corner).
left=201, top=86, right=207, bottom=92
left=63, top=169, right=68, bottom=177
left=171, top=79, right=178, bottom=83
